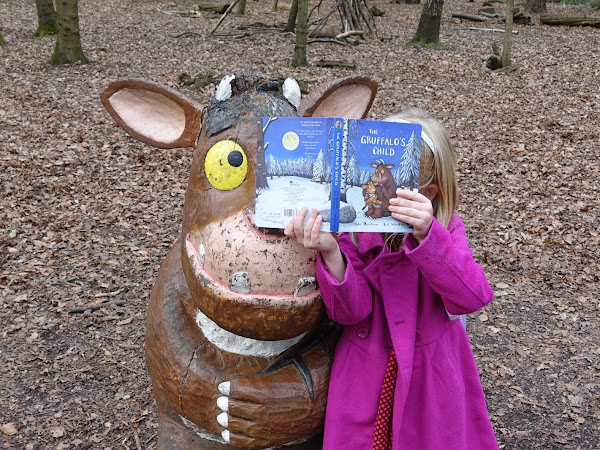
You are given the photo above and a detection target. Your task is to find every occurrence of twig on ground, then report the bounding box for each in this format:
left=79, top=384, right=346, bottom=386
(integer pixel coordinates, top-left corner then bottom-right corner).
left=69, top=300, right=126, bottom=313
left=134, top=430, right=142, bottom=450
left=308, top=38, right=347, bottom=45
left=94, top=289, right=123, bottom=298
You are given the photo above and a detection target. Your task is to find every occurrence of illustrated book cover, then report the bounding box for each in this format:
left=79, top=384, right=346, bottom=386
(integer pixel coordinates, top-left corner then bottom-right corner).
left=255, top=117, right=422, bottom=233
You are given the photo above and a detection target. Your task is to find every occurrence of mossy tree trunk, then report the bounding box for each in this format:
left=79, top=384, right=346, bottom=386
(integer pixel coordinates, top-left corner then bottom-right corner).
left=49, top=0, right=88, bottom=65
left=0, top=30, right=6, bottom=46
left=526, top=0, right=546, bottom=13
left=501, top=0, right=513, bottom=67
left=291, top=0, right=308, bottom=66
left=236, top=0, right=246, bottom=14
left=411, top=0, right=444, bottom=45
left=285, top=0, right=299, bottom=32
left=35, top=0, right=58, bottom=37
left=272, top=0, right=279, bottom=12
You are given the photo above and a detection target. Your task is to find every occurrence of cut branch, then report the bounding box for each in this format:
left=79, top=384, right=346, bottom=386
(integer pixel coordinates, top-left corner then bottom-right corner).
left=469, top=27, right=519, bottom=34
left=451, top=12, right=491, bottom=22
left=209, top=0, right=241, bottom=35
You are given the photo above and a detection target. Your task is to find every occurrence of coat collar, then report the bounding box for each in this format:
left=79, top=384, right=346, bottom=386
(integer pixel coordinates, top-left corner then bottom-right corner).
left=356, top=232, right=386, bottom=258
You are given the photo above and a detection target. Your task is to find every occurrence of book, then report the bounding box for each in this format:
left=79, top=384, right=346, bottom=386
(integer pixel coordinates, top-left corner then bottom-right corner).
left=255, top=117, right=422, bottom=233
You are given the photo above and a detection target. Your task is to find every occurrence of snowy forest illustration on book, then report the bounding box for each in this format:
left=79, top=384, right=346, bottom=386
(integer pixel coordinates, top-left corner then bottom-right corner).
left=255, top=116, right=422, bottom=232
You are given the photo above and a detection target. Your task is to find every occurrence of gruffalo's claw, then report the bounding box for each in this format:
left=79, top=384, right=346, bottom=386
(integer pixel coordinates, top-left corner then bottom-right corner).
left=101, top=72, right=377, bottom=448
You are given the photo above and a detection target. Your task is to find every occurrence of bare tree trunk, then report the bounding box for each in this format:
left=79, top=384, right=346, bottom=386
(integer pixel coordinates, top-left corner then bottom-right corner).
left=35, top=0, right=58, bottom=37
left=236, top=0, right=246, bottom=14
left=501, top=0, right=513, bottom=67
left=412, top=0, right=444, bottom=45
left=291, top=0, right=308, bottom=66
left=49, top=0, right=89, bottom=65
left=286, top=0, right=299, bottom=32
left=526, top=0, right=546, bottom=13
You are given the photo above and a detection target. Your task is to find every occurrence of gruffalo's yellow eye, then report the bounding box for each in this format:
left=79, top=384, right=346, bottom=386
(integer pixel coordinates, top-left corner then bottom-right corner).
left=204, top=140, right=248, bottom=191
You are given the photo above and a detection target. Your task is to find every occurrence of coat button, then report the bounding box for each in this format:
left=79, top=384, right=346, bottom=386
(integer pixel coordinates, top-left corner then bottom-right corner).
left=415, top=330, right=421, bottom=341
left=357, top=327, right=369, bottom=339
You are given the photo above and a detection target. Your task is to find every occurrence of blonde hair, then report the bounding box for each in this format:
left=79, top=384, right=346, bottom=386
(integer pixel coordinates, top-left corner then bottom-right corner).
left=385, top=108, right=458, bottom=228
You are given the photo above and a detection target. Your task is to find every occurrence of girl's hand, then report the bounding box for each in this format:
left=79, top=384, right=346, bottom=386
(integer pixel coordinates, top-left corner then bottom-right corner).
left=284, top=207, right=346, bottom=281
left=284, top=207, right=337, bottom=254
left=389, top=189, right=433, bottom=243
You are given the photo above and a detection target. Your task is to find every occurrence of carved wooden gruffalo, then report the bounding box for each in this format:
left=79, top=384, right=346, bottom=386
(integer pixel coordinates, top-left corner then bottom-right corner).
left=101, top=72, right=377, bottom=449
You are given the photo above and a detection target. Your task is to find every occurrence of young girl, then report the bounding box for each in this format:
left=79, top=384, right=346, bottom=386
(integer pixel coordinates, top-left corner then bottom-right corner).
left=284, top=108, right=498, bottom=449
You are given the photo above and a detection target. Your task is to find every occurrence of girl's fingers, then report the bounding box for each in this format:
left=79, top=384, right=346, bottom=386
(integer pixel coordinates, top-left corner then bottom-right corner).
left=293, top=207, right=308, bottom=240
left=395, top=188, right=427, bottom=201
left=303, top=209, right=318, bottom=241
left=310, top=216, right=323, bottom=244
left=283, top=217, right=295, bottom=236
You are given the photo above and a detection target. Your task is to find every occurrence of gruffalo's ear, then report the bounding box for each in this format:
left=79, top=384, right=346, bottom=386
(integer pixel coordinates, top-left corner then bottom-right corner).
left=101, top=78, right=203, bottom=149
left=298, top=76, right=378, bottom=119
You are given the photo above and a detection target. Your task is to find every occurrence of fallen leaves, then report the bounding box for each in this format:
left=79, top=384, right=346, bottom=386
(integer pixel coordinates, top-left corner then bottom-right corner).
left=1, top=423, right=18, bottom=436
left=1, top=0, right=599, bottom=448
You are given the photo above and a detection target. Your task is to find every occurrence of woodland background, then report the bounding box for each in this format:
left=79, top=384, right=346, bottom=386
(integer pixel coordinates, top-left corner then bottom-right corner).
left=1, top=0, right=599, bottom=448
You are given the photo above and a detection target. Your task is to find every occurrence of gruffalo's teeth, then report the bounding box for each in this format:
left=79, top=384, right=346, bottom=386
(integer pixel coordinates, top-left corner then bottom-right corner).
left=198, top=244, right=205, bottom=266
left=295, top=277, right=318, bottom=297
left=230, top=272, right=251, bottom=294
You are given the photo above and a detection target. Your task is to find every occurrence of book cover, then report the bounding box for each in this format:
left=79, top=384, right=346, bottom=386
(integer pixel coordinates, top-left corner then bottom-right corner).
left=255, top=117, right=422, bottom=233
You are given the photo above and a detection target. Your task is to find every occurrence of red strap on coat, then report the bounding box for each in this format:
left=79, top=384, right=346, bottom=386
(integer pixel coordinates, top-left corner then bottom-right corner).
left=372, top=349, right=398, bottom=450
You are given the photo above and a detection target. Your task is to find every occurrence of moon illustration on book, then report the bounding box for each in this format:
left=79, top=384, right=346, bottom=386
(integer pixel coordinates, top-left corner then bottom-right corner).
left=282, top=131, right=300, bottom=150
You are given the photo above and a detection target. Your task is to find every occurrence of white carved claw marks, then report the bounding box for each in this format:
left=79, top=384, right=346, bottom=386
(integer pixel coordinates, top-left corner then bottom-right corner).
left=283, top=78, right=301, bottom=109
left=216, top=74, right=236, bottom=102
left=217, top=381, right=231, bottom=443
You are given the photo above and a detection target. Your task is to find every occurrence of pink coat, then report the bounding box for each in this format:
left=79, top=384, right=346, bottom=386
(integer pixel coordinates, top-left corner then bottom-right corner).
left=317, top=215, right=498, bottom=449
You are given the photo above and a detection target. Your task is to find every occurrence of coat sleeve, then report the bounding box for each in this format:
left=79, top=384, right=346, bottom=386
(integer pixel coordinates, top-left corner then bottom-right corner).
left=316, top=233, right=373, bottom=325
left=403, top=215, right=493, bottom=315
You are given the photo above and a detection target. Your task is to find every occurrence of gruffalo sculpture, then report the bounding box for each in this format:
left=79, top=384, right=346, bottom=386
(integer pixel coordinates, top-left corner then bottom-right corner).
left=101, top=72, right=377, bottom=449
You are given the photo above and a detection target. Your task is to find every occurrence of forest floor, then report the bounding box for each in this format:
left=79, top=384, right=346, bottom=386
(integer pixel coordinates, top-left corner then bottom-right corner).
left=1, top=0, right=599, bottom=448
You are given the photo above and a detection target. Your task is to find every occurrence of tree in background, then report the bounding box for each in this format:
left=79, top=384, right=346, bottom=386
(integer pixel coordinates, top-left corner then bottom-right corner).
left=35, top=0, right=57, bottom=37
left=49, top=0, right=88, bottom=65
left=410, top=0, right=444, bottom=46
left=236, top=0, right=246, bottom=15
left=291, top=0, right=308, bottom=66
left=501, top=0, right=514, bottom=68
left=526, top=0, right=546, bottom=13
left=0, top=30, right=6, bottom=46
left=285, top=0, right=299, bottom=32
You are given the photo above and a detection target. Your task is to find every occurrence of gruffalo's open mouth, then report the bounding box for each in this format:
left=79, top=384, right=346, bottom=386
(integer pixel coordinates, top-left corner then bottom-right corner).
left=181, top=210, right=325, bottom=341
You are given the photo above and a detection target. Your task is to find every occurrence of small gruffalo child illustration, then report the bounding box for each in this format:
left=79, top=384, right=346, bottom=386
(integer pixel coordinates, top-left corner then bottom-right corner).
left=361, top=181, right=383, bottom=218
left=366, top=160, right=397, bottom=219
left=101, top=73, right=377, bottom=449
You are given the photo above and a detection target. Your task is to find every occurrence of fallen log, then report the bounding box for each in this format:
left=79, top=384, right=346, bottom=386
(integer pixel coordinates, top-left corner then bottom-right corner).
left=540, top=14, right=600, bottom=27
left=451, top=12, right=491, bottom=22
left=316, top=59, right=356, bottom=69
